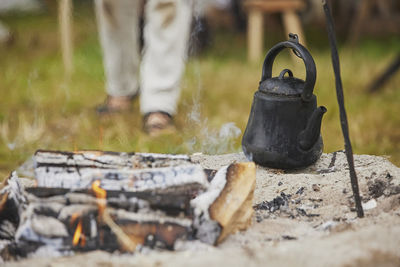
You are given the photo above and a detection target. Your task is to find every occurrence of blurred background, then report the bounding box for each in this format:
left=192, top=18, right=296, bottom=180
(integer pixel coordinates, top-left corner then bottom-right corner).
left=0, top=0, right=399, bottom=179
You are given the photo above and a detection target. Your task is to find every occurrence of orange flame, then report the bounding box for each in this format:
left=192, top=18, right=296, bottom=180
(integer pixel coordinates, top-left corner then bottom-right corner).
left=72, top=219, right=83, bottom=246
left=80, top=232, right=86, bottom=247
left=92, top=180, right=107, bottom=218
left=70, top=212, right=80, bottom=226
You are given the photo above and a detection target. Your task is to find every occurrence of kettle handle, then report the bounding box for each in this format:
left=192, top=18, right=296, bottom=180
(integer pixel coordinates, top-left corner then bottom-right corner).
left=261, top=34, right=316, bottom=102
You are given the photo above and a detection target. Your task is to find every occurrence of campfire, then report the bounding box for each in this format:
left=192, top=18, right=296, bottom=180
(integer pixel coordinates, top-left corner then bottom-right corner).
left=0, top=150, right=255, bottom=261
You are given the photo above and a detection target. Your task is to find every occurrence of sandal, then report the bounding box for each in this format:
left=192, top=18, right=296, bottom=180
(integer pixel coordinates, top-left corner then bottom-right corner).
left=143, top=112, right=176, bottom=137
left=96, top=95, right=137, bottom=115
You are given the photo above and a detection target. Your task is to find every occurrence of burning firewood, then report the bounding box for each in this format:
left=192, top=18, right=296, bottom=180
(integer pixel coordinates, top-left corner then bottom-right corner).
left=34, top=150, right=192, bottom=170
left=0, top=173, right=28, bottom=240
left=34, top=150, right=208, bottom=194
left=0, top=150, right=256, bottom=260
left=191, top=162, right=256, bottom=244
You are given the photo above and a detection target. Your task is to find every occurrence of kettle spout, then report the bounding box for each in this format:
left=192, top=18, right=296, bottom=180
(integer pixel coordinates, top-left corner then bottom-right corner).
left=299, top=106, right=327, bottom=151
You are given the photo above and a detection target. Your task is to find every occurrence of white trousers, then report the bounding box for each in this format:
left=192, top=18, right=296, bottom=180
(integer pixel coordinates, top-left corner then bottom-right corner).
left=95, top=0, right=192, bottom=115
left=0, top=21, right=10, bottom=43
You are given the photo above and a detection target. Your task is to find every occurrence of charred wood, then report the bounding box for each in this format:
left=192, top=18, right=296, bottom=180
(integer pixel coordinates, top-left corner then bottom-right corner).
left=34, top=150, right=191, bottom=170
left=1, top=151, right=256, bottom=260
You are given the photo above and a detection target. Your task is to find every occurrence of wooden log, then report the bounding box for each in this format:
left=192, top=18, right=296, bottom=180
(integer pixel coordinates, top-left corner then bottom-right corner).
left=58, top=0, right=74, bottom=76
left=113, top=209, right=193, bottom=251
left=34, top=150, right=208, bottom=195
left=191, top=162, right=256, bottom=244
left=34, top=150, right=191, bottom=169
left=26, top=188, right=193, bottom=216
left=209, top=163, right=256, bottom=243
left=35, top=164, right=208, bottom=194
left=2, top=150, right=257, bottom=258
left=0, top=173, right=28, bottom=240
left=14, top=199, right=193, bottom=254
left=244, top=0, right=305, bottom=13
left=282, top=10, right=307, bottom=47
left=247, top=8, right=264, bottom=62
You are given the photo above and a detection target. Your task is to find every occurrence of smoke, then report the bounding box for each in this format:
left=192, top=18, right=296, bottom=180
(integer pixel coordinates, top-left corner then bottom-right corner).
left=184, top=2, right=242, bottom=155
left=0, top=113, right=45, bottom=151
left=185, top=112, right=242, bottom=155
left=203, top=122, right=241, bottom=154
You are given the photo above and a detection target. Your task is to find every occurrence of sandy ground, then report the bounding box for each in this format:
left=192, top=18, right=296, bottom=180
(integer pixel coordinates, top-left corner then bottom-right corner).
left=5, top=152, right=400, bottom=267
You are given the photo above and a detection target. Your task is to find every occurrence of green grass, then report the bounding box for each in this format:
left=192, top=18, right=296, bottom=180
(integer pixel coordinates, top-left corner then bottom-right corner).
left=1, top=6, right=400, bottom=180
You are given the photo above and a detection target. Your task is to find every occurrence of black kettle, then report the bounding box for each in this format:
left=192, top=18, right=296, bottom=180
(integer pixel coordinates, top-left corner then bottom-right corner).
left=242, top=34, right=327, bottom=169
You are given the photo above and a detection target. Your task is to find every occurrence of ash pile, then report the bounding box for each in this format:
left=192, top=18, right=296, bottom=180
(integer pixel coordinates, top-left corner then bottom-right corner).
left=0, top=150, right=255, bottom=261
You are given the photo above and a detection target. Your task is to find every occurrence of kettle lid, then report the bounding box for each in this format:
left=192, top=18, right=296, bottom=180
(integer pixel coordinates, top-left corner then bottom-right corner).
left=259, top=69, right=305, bottom=97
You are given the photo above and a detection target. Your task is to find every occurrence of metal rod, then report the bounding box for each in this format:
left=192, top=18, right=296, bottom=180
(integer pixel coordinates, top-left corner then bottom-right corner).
left=322, top=0, right=364, bottom=218
left=368, top=54, right=400, bottom=93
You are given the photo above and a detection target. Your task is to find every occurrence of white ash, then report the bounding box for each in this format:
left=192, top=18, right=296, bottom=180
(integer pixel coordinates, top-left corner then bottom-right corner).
left=31, top=216, right=69, bottom=238
left=58, top=204, right=98, bottom=221
left=113, top=209, right=192, bottom=228
left=0, top=221, right=16, bottom=240
left=0, top=172, right=29, bottom=214
left=15, top=217, right=64, bottom=248
left=107, top=195, right=151, bottom=212
left=173, top=240, right=216, bottom=252
left=15, top=203, right=68, bottom=243
left=35, top=164, right=209, bottom=193
left=0, top=173, right=29, bottom=241
left=190, top=165, right=228, bottom=244
left=27, top=245, right=73, bottom=260
left=191, top=165, right=228, bottom=220
left=34, top=151, right=191, bottom=170
left=361, top=199, right=377, bottom=210
left=3, top=152, right=400, bottom=267
left=317, top=220, right=339, bottom=231
left=29, top=201, right=65, bottom=217
left=0, top=240, right=11, bottom=264
left=16, top=156, right=35, bottom=179
left=138, top=153, right=190, bottom=161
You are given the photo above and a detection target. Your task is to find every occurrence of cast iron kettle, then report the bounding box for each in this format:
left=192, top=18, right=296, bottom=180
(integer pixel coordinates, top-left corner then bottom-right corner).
left=242, top=34, right=327, bottom=169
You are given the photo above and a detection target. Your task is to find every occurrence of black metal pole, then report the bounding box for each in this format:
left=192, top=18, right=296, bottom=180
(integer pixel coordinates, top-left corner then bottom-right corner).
left=368, top=54, right=400, bottom=93
left=322, top=0, right=364, bottom=218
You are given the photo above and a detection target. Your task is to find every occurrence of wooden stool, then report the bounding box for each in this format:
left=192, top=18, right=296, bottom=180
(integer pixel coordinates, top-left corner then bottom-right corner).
left=244, top=0, right=306, bottom=62
left=58, top=0, right=74, bottom=76
left=348, top=0, right=400, bottom=45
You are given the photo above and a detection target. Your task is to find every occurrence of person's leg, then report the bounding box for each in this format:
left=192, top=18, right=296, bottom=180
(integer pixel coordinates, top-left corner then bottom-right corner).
left=0, top=21, right=11, bottom=44
left=94, top=0, right=141, bottom=112
left=140, top=0, right=192, bottom=117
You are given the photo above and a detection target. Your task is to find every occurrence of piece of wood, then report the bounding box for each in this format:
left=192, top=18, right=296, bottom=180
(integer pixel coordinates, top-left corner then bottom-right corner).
left=0, top=173, right=28, bottom=240
left=35, top=164, right=208, bottom=193
left=282, top=9, right=307, bottom=61
left=34, top=150, right=207, bottom=195
left=347, top=0, right=400, bottom=45
left=58, top=0, right=74, bottom=76
left=244, top=0, right=306, bottom=62
left=244, top=0, right=305, bottom=13
left=26, top=188, right=193, bottom=216
left=14, top=197, right=193, bottom=254
left=348, top=0, right=371, bottom=45
left=115, top=209, right=193, bottom=251
left=2, top=150, right=257, bottom=258
left=209, top=162, right=256, bottom=243
left=247, top=9, right=264, bottom=62
left=34, top=150, right=191, bottom=169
